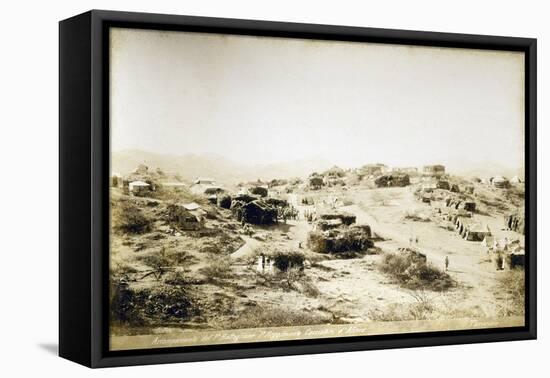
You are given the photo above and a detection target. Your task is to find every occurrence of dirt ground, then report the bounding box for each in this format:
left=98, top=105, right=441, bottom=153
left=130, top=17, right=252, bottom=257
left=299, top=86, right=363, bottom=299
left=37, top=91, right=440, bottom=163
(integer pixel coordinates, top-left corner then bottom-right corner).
left=110, top=180, right=525, bottom=338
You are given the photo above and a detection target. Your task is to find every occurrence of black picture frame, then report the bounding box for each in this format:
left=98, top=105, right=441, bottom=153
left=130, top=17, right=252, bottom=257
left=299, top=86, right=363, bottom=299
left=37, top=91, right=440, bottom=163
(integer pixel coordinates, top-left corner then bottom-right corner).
left=59, top=9, right=537, bottom=368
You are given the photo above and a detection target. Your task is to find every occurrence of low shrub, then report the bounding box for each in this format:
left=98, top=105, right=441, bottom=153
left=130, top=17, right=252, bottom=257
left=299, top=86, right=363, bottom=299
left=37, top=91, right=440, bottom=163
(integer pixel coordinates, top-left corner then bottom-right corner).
left=497, top=269, right=525, bottom=316
left=368, top=291, right=436, bottom=321
left=379, top=252, right=454, bottom=291
left=163, top=271, right=189, bottom=286
left=112, top=201, right=153, bottom=234
left=224, top=306, right=329, bottom=329
left=200, top=256, right=233, bottom=283
left=271, top=250, right=305, bottom=271
left=216, top=233, right=245, bottom=255
left=110, top=283, right=197, bottom=325
left=110, top=260, right=138, bottom=277
left=408, top=290, right=435, bottom=319
left=294, top=277, right=320, bottom=297
left=137, top=248, right=195, bottom=280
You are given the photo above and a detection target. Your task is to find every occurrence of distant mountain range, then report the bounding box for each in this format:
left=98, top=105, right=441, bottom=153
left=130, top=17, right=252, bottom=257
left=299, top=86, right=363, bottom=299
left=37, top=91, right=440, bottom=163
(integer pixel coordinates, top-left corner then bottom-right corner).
left=112, top=149, right=524, bottom=184
left=112, top=149, right=333, bottom=184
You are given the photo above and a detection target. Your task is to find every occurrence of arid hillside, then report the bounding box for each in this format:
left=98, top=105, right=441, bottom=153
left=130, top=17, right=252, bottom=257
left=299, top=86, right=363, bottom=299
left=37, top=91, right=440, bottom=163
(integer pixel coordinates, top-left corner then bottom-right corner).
left=109, top=163, right=525, bottom=344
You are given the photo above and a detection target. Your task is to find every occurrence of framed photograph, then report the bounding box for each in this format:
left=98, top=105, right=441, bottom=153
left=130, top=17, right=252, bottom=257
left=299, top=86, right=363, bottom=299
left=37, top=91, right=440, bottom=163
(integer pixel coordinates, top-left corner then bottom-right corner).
left=59, top=10, right=536, bottom=368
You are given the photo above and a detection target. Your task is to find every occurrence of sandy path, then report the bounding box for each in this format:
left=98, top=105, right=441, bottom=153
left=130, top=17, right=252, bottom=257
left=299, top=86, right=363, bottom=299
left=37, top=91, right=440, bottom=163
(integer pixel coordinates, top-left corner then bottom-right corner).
left=340, top=187, right=509, bottom=316
left=231, top=236, right=261, bottom=259
left=231, top=218, right=312, bottom=260
left=229, top=187, right=517, bottom=322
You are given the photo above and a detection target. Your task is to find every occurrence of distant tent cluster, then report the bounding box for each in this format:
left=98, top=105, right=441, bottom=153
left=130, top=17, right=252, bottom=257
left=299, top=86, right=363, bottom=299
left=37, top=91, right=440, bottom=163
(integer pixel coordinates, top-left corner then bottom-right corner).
left=487, top=175, right=522, bottom=188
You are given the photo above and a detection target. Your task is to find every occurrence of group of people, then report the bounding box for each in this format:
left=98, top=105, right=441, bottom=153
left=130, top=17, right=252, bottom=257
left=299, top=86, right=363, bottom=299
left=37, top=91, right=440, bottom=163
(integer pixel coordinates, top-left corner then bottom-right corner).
left=303, top=208, right=318, bottom=223
left=408, top=235, right=420, bottom=246
left=256, top=254, right=274, bottom=274
left=278, top=206, right=299, bottom=223
left=301, top=197, right=314, bottom=205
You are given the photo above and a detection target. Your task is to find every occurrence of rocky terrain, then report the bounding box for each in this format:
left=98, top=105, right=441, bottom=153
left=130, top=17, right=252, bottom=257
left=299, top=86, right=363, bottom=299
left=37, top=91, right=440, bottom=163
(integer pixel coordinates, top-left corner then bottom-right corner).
left=109, top=163, right=526, bottom=345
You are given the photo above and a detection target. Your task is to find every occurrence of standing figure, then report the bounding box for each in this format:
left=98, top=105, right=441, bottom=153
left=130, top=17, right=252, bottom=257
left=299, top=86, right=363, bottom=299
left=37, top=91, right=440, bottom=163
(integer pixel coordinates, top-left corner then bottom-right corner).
left=256, top=256, right=263, bottom=272
left=445, top=256, right=449, bottom=271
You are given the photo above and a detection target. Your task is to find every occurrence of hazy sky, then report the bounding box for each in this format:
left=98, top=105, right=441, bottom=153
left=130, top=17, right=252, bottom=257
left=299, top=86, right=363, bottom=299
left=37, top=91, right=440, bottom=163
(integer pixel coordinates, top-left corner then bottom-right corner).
left=110, top=28, right=525, bottom=173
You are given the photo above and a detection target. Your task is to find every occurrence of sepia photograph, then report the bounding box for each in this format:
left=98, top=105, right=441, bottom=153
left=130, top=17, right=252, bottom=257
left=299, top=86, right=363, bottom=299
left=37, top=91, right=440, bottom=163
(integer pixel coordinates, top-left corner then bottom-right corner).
left=108, top=27, right=526, bottom=351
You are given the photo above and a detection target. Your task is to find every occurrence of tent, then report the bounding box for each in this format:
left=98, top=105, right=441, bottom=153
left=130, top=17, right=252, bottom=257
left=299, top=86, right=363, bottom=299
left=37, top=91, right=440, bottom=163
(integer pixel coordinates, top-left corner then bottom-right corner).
left=239, top=200, right=278, bottom=225
left=374, top=174, right=410, bottom=187
left=166, top=203, right=203, bottom=230
left=129, top=180, right=150, bottom=196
